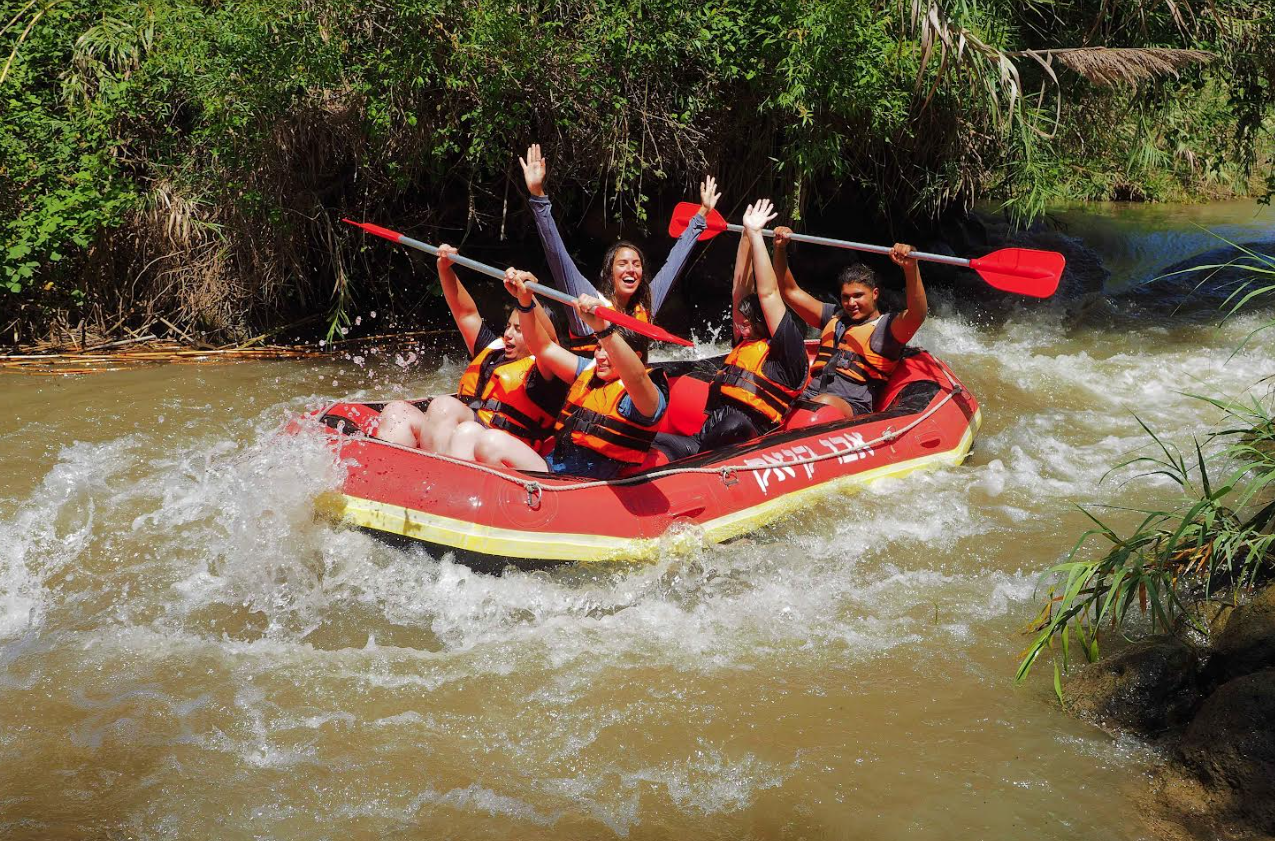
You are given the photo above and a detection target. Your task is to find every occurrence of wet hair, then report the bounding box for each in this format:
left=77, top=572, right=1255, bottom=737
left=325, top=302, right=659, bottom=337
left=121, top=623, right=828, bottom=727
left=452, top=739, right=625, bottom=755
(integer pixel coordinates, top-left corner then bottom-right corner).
left=504, top=300, right=565, bottom=342
left=617, top=327, right=651, bottom=363
left=599, top=240, right=652, bottom=316
left=838, top=263, right=880, bottom=292
left=737, top=294, right=769, bottom=338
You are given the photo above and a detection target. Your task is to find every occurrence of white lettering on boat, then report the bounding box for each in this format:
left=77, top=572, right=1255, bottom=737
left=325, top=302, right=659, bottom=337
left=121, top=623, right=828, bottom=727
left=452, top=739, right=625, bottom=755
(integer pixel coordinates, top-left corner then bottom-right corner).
left=817, top=432, right=875, bottom=465
left=744, top=445, right=818, bottom=494
left=740, top=434, right=876, bottom=496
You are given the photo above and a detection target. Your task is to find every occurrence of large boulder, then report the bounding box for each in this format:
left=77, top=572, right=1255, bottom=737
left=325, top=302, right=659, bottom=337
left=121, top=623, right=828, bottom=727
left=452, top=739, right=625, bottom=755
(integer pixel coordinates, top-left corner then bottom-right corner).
left=1065, top=637, right=1204, bottom=735
left=1208, top=587, right=1275, bottom=683
left=1178, top=669, right=1275, bottom=833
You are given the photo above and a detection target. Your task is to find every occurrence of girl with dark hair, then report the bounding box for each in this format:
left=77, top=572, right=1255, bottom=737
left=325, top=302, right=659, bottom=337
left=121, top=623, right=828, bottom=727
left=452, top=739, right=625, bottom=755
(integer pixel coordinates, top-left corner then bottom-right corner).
left=520, top=143, right=720, bottom=354
left=374, top=245, right=567, bottom=458
left=462, top=269, right=670, bottom=479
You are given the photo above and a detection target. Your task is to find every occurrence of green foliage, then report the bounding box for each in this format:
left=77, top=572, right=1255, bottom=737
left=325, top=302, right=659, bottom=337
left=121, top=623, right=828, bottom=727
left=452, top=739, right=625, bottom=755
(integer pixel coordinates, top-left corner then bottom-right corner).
left=1017, top=246, right=1275, bottom=687
left=1, top=0, right=1273, bottom=341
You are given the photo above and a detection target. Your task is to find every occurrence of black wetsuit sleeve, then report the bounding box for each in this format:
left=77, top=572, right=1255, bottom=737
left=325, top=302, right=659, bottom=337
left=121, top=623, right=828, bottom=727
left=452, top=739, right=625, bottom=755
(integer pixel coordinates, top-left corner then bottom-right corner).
left=648, top=213, right=707, bottom=315
left=762, top=310, right=810, bottom=390
left=820, top=302, right=837, bottom=331
left=472, top=320, right=499, bottom=359
left=529, top=194, right=598, bottom=336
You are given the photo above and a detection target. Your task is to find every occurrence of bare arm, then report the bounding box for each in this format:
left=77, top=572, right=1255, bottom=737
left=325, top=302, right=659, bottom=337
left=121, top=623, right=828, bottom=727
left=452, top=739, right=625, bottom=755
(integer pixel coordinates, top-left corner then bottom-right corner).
left=731, top=230, right=754, bottom=343
left=437, top=245, right=484, bottom=356
left=742, top=200, right=785, bottom=337
left=505, top=270, right=582, bottom=382
left=773, top=226, right=824, bottom=329
left=577, top=295, right=660, bottom=418
left=888, top=244, right=927, bottom=343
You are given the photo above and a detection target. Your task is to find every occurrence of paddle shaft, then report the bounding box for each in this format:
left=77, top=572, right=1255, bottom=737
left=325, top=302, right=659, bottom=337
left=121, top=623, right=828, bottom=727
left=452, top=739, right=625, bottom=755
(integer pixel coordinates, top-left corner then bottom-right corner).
left=727, top=223, right=972, bottom=269
left=388, top=231, right=579, bottom=308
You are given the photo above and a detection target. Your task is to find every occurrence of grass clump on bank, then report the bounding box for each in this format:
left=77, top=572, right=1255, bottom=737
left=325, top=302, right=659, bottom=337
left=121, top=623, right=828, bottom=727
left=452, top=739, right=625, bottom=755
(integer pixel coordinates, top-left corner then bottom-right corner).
left=1018, top=251, right=1275, bottom=696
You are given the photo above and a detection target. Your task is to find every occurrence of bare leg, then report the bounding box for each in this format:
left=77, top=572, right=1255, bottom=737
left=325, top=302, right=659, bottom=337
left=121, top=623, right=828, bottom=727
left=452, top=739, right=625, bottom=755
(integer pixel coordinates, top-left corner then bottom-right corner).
left=418, top=395, right=476, bottom=452
left=473, top=429, right=550, bottom=471
left=812, top=392, right=859, bottom=419
left=445, top=420, right=488, bottom=461
left=374, top=401, right=428, bottom=447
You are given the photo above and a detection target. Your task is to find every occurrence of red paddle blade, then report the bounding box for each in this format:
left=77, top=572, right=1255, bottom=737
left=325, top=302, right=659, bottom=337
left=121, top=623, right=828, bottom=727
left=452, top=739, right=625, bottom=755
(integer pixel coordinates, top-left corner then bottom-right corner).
left=342, top=218, right=405, bottom=243
left=667, top=202, right=728, bottom=241
left=968, top=248, right=1065, bottom=298
left=596, top=306, right=693, bottom=347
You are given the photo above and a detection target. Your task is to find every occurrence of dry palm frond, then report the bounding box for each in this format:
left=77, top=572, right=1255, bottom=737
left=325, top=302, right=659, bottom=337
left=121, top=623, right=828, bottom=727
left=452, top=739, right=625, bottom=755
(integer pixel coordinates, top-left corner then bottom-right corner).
left=910, top=1, right=1061, bottom=139
left=1032, top=47, right=1215, bottom=87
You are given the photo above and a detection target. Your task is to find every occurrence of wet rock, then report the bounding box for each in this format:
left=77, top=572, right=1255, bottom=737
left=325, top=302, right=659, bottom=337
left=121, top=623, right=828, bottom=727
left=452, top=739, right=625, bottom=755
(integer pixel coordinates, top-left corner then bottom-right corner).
left=1209, top=587, right=1275, bottom=683
left=1178, top=669, right=1275, bottom=833
left=1065, top=637, right=1203, bottom=735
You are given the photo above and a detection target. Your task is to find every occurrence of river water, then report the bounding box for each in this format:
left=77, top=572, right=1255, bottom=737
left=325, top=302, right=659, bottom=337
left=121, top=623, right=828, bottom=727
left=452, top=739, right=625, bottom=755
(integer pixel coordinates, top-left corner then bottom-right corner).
left=1, top=201, right=1272, bottom=839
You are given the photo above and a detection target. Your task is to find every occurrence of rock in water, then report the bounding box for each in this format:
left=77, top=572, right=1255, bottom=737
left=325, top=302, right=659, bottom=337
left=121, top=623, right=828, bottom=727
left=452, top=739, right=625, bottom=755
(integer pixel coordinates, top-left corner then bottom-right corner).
left=1178, top=669, right=1275, bottom=833
left=1208, top=587, right=1275, bottom=683
left=1066, top=637, right=1203, bottom=735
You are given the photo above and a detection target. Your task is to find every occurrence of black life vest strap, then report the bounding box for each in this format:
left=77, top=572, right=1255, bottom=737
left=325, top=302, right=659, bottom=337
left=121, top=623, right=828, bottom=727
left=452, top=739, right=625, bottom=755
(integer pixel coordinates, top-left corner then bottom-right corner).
left=558, top=405, right=657, bottom=451
left=477, top=398, right=542, bottom=435
left=716, top=366, right=795, bottom=413
left=466, top=351, right=506, bottom=408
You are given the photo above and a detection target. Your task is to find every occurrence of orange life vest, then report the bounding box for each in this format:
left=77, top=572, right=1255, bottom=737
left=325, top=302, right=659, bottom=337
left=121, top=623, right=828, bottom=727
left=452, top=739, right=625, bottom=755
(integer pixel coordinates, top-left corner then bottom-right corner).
left=711, top=338, right=806, bottom=427
left=553, top=364, right=667, bottom=464
left=455, top=340, right=560, bottom=443
left=565, top=303, right=650, bottom=355
left=810, top=314, right=899, bottom=388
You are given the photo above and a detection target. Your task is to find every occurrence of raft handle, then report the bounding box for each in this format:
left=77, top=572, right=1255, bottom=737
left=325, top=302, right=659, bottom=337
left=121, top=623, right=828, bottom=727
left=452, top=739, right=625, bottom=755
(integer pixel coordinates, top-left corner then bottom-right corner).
left=524, top=481, right=543, bottom=508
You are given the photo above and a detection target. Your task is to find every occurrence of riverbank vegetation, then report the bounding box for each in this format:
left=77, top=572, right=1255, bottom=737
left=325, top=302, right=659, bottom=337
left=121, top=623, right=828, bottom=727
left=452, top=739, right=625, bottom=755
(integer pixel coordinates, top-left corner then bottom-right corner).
left=3, top=0, right=1274, bottom=345
left=1018, top=249, right=1275, bottom=693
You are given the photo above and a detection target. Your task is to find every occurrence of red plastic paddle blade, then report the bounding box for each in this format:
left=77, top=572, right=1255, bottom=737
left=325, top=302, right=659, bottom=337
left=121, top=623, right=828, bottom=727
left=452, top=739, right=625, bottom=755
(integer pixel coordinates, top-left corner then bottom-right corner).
left=968, top=248, right=1065, bottom=298
left=342, top=218, right=406, bottom=243
left=667, top=202, right=728, bottom=241
left=596, top=305, right=693, bottom=347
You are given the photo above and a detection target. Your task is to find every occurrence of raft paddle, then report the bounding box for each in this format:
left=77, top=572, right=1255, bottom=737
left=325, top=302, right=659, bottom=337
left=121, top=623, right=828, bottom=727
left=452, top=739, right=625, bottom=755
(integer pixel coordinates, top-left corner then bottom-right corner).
left=343, top=219, right=694, bottom=346
left=668, top=203, right=1064, bottom=298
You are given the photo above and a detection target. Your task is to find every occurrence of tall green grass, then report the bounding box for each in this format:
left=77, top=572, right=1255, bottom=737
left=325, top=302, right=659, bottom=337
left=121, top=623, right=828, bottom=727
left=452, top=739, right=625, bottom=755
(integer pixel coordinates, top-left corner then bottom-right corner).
left=1017, top=246, right=1275, bottom=698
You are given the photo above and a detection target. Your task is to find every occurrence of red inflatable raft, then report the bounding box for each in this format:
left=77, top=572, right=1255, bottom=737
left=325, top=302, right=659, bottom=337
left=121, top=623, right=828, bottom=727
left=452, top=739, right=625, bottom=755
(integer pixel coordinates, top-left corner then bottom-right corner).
left=306, top=343, right=981, bottom=567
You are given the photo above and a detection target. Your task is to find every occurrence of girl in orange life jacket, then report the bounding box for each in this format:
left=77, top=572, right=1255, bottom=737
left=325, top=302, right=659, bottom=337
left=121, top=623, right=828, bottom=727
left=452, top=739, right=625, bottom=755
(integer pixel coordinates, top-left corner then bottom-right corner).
left=774, top=225, right=927, bottom=419
left=654, top=200, right=809, bottom=460
left=463, top=270, right=669, bottom=479
left=520, top=143, right=721, bottom=355
left=374, top=245, right=566, bottom=458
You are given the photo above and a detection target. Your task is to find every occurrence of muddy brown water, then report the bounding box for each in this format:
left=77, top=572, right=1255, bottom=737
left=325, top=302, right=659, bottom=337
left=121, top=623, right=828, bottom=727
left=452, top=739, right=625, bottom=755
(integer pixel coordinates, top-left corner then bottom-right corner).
left=2, top=201, right=1273, bottom=839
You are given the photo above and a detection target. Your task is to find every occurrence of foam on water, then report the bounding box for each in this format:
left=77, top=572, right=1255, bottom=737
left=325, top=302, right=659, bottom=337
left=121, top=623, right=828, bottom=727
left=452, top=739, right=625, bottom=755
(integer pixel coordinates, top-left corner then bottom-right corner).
left=2, top=249, right=1272, bottom=836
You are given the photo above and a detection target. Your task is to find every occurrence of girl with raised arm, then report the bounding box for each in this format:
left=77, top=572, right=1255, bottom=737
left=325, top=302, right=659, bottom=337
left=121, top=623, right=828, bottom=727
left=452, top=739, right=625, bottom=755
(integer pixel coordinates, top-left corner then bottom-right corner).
left=374, top=245, right=566, bottom=458
left=520, top=143, right=720, bottom=354
left=653, top=200, right=809, bottom=459
left=461, top=269, right=669, bottom=479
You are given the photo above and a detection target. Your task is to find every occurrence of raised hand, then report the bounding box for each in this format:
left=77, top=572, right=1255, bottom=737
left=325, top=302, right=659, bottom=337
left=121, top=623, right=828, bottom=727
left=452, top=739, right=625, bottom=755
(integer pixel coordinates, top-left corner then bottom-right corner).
left=772, top=225, right=792, bottom=248
left=890, top=243, right=918, bottom=268
left=519, top=144, right=548, bottom=197
left=697, top=175, right=721, bottom=217
left=437, top=243, right=458, bottom=268
left=575, top=293, right=610, bottom=333
left=502, top=268, right=535, bottom=305
left=742, top=199, right=777, bottom=233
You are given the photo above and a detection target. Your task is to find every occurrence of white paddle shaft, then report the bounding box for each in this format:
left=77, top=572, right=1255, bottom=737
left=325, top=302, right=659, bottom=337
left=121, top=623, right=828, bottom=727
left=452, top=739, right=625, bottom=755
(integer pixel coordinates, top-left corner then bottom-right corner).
left=727, top=223, right=972, bottom=269
left=393, top=233, right=576, bottom=306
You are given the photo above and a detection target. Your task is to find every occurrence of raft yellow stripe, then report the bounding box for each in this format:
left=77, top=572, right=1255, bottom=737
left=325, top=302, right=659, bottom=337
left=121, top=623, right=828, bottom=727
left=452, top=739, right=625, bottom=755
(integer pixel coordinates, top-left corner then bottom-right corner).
left=317, top=408, right=982, bottom=563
